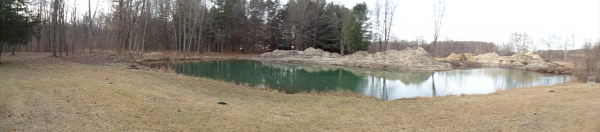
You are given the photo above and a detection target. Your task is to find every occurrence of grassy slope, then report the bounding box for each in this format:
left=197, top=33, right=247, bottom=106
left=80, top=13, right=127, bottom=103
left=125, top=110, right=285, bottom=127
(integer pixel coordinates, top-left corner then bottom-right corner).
left=0, top=53, right=599, bottom=131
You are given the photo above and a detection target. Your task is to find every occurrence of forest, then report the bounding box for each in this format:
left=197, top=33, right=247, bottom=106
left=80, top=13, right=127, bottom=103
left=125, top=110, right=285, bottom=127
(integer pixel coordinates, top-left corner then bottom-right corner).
left=1, top=0, right=599, bottom=60
left=1, top=0, right=385, bottom=57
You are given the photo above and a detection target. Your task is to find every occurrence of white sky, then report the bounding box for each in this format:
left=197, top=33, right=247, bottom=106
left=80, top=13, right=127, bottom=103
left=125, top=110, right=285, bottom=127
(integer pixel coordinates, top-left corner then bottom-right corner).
left=72, top=0, right=600, bottom=49
left=339, top=0, right=600, bottom=49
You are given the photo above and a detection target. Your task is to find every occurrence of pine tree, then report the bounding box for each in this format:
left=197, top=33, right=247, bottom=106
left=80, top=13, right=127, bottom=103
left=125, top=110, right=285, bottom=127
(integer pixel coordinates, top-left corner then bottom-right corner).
left=346, top=2, right=370, bottom=52
left=0, top=0, right=37, bottom=63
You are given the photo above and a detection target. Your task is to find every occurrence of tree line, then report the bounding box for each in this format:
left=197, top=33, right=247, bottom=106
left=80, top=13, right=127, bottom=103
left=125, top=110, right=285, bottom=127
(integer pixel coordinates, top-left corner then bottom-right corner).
left=2, top=0, right=394, bottom=58
left=1, top=0, right=598, bottom=61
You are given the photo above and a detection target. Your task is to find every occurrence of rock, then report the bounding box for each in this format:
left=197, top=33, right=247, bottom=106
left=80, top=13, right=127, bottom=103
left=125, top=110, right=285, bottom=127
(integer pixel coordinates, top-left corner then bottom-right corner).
left=248, top=47, right=451, bottom=71
left=128, top=65, right=139, bottom=70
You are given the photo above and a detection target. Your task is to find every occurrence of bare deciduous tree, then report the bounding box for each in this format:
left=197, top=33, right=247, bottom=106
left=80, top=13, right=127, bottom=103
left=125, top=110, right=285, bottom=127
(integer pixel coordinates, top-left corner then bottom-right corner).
left=51, top=0, right=59, bottom=56
left=509, top=32, right=533, bottom=52
left=371, top=0, right=395, bottom=52
left=87, top=0, right=91, bottom=53
left=431, top=0, right=446, bottom=57
left=383, top=0, right=396, bottom=51
left=371, top=0, right=381, bottom=52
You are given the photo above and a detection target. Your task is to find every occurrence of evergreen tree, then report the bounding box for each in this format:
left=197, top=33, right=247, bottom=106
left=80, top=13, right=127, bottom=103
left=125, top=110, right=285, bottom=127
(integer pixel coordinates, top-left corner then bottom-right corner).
left=265, top=0, right=285, bottom=50
left=0, top=0, right=37, bottom=63
left=311, top=2, right=370, bottom=54
left=346, top=2, right=370, bottom=51
left=315, top=2, right=344, bottom=53
left=209, top=0, right=248, bottom=52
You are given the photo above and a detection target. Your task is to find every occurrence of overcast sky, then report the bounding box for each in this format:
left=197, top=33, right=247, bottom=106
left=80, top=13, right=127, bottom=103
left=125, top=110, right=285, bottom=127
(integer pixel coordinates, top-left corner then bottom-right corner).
left=75, top=0, right=600, bottom=49
left=335, top=0, right=600, bottom=49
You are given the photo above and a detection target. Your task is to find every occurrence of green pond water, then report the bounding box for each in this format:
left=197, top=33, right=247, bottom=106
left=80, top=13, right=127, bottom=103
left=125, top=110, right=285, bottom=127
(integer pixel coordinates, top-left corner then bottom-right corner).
left=149, top=60, right=571, bottom=100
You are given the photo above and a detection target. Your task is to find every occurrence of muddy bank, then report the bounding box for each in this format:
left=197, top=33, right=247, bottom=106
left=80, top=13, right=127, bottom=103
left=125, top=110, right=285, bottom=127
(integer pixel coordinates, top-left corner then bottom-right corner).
left=245, top=47, right=452, bottom=71
left=445, top=51, right=571, bottom=74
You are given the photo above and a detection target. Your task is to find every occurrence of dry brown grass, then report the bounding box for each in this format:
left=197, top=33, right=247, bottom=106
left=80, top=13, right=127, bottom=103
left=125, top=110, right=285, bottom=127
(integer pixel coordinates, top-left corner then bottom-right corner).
left=553, top=57, right=600, bottom=82
left=1, top=52, right=600, bottom=131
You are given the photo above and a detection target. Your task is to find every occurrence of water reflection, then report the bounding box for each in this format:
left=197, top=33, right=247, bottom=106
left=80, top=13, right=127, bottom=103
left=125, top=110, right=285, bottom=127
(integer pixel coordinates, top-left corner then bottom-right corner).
left=149, top=60, right=570, bottom=100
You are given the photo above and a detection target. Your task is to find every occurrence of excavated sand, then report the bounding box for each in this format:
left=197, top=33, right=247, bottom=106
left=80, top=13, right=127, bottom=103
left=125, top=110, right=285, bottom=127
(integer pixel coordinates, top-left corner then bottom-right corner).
left=248, top=47, right=452, bottom=71
left=446, top=51, right=571, bottom=74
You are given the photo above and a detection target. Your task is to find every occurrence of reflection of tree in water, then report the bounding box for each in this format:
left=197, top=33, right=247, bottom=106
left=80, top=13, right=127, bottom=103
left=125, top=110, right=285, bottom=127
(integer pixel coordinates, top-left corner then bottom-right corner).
left=149, top=61, right=569, bottom=100
left=262, top=62, right=435, bottom=99
left=476, top=68, right=568, bottom=89
left=405, top=72, right=433, bottom=85
left=263, top=61, right=434, bottom=85
left=432, top=73, right=436, bottom=97
left=167, top=60, right=363, bottom=93
left=363, top=76, right=388, bottom=100
left=436, top=68, right=569, bottom=90
left=151, top=60, right=437, bottom=98
left=356, top=70, right=433, bottom=85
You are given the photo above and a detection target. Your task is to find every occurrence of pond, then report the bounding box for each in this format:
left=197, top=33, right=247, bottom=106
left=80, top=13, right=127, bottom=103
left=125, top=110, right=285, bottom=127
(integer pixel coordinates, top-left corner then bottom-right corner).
left=149, top=60, right=571, bottom=100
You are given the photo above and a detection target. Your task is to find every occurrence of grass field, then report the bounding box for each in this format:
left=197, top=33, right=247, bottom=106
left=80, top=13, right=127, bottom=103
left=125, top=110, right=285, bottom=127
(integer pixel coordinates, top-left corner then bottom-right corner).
left=1, top=53, right=599, bottom=131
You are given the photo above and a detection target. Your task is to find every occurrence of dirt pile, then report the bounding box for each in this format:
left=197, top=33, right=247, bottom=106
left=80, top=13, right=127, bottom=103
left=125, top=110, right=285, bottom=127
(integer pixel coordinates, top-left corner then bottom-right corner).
left=472, top=52, right=501, bottom=65
left=260, top=47, right=343, bottom=59
left=260, top=50, right=301, bottom=58
left=445, top=53, right=474, bottom=61
left=248, top=47, right=452, bottom=71
left=447, top=51, right=571, bottom=74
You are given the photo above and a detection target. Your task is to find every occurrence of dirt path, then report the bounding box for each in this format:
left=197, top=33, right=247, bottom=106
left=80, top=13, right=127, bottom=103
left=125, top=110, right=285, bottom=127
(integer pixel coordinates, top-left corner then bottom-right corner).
left=1, top=52, right=599, bottom=131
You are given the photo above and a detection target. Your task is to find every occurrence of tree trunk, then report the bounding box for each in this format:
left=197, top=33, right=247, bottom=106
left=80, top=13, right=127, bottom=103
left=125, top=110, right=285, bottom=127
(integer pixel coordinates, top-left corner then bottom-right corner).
left=59, top=14, right=63, bottom=56
left=197, top=4, right=205, bottom=53
left=187, top=3, right=195, bottom=53
left=141, top=0, right=148, bottom=57
left=187, top=7, right=196, bottom=53
left=340, top=25, right=345, bottom=55
left=52, top=0, right=59, bottom=57
left=431, top=73, right=436, bottom=97
left=65, top=35, right=68, bottom=56
left=106, top=28, right=110, bottom=54
left=116, top=0, right=123, bottom=55
left=564, top=50, right=568, bottom=60
left=11, top=45, right=16, bottom=55
left=36, top=38, right=41, bottom=52
left=0, top=44, right=3, bottom=63
left=432, top=37, right=437, bottom=57
left=133, top=27, right=139, bottom=55
left=88, top=0, right=92, bottom=53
